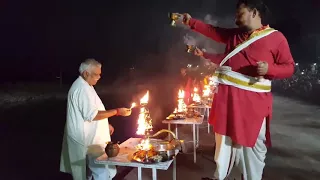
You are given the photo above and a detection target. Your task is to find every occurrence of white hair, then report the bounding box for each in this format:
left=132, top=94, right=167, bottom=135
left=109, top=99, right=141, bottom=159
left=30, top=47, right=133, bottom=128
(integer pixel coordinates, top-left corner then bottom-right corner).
left=79, top=58, right=102, bottom=74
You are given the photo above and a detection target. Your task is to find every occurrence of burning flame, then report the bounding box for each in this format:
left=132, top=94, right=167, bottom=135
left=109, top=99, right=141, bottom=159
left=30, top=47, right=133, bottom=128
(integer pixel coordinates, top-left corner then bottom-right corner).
left=209, top=76, right=215, bottom=86
left=174, top=89, right=187, bottom=113
left=178, top=89, right=184, bottom=98
left=130, top=102, right=136, bottom=109
left=203, top=85, right=211, bottom=97
left=140, top=91, right=149, bottom=105
left=136, top=138, right=152, bottom=151
left=192, top=87, right=201, bottom=103
left=136, top=91, right=152, bottom=135
left=194, top=87, right=198, bottom=92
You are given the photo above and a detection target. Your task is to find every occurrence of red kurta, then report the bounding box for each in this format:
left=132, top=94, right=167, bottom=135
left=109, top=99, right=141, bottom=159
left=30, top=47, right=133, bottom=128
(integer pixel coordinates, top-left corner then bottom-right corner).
left=189, top=18, right=295, bottom=147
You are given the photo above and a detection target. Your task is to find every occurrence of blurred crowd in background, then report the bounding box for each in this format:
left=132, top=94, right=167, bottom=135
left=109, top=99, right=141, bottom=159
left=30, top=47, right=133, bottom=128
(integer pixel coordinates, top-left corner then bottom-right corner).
left=273, top=63, right=320, bottom=103
left=178, top=61, right=320, bottom=104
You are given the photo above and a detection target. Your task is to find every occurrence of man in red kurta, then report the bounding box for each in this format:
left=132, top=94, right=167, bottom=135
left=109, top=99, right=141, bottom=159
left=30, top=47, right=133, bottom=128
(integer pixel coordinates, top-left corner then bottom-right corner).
left=181, top=0, right=295, bottom=179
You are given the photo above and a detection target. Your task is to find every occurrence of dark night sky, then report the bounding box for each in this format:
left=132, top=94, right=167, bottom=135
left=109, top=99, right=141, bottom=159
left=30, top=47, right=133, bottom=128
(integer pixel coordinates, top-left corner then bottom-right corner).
left=0, top=0, right=319, bottom=83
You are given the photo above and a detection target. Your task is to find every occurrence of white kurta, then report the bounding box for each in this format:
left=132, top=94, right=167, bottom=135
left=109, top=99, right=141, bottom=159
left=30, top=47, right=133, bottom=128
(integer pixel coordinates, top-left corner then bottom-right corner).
left=60, top=76, right=116, bottom=180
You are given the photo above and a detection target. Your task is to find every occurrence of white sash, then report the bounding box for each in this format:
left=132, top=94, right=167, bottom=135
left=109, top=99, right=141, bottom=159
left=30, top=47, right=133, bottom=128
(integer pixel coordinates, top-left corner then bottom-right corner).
left=213, top=27, right=277, bottom=92
left=219, top=27, right=277, bottom=66
left=213, top=70, right=272, bottom=92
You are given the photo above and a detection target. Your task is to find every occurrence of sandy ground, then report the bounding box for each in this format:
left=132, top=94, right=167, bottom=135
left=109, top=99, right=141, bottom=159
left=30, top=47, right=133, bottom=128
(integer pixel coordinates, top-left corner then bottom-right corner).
left=121, top=96, right=320, bottom=180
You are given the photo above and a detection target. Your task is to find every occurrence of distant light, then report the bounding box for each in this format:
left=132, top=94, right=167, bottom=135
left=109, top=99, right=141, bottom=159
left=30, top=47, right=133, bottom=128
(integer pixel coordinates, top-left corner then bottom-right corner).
left=301, top=72, right=304, bottom=75
left=295, top=63, right=299, bottom=66
left=196, top=65, right=199, bottom=68
left=200, top=73, right=203, bottom=75
left=187, top=64, right=192, bottom=68
left=314, top=63, right=317, bottom=66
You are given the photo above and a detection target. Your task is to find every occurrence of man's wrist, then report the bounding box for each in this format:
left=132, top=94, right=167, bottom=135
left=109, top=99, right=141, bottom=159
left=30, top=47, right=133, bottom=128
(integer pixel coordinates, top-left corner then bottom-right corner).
left=188, top=18, right=196, bottom=27
left=185, top=18, right=190, bottom=26
left=115, top=109, right=120, bottom=116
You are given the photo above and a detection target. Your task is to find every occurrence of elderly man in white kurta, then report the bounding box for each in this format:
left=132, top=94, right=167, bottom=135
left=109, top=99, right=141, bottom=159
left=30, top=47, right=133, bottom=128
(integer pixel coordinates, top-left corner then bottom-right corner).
left=60, top=59, right=132, bottom=180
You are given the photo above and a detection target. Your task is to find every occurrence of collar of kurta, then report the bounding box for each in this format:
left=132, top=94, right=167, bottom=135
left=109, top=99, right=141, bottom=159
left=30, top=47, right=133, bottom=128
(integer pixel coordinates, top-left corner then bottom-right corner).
left=79, top=76, right=93, bottom=87
left=243, top=25, right=270, bottom=40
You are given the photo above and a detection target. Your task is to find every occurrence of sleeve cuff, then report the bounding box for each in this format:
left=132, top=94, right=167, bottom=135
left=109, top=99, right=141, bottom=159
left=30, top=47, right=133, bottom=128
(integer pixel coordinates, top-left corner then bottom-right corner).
left=203, top=52, right=210, bottom=59
left=188, top=18, right=197, bottom=28
left=86, top=109, right=99, bottom=122
left=266, top=63, right=277, bottom=78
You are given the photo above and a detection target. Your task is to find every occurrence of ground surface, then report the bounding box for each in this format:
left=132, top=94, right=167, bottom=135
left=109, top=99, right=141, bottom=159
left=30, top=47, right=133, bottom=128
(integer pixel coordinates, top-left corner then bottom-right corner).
left=3, top=91, right=320, bottom=180
left=120, top=96, right=320, bottom=180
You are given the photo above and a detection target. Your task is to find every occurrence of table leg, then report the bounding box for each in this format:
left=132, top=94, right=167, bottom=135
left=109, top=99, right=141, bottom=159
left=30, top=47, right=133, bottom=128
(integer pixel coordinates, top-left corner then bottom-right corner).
left=206, top=108, right=210, bottom=134
left=168, top=123, right=171, bottom=140
left=193, top=124, right=196, bottom=163
left=152, top=168, right=157, bottom=180
left=138, top=167, right=142, bottom=180
left=173, top=157, right=177, bottom=180
left=175, top=124, right=179, bottom=139
left=196, top=124, right=199, bottom=147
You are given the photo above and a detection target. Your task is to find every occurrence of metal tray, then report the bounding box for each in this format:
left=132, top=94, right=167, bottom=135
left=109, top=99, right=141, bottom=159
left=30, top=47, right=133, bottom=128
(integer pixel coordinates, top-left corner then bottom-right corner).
left=131, top=150, right=174, bottom=164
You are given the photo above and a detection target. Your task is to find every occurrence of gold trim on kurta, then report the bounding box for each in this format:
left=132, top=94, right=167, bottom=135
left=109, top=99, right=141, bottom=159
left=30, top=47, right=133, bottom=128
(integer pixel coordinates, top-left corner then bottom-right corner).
left=213, top=73, right=271, bottom=91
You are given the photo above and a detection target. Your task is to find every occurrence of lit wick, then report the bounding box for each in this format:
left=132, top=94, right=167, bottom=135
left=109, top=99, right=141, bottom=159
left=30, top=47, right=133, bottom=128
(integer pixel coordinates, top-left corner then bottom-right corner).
left=130, top=102, right=137, bottom=109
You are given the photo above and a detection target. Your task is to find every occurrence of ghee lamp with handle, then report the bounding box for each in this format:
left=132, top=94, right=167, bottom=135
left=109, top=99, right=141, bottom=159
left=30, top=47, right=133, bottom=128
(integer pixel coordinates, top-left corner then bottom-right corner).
left=186, top=45, right=197, bottom=53
left=168, top=12, right=183, bottom=27
left=147, top=129, right=187, bottom=158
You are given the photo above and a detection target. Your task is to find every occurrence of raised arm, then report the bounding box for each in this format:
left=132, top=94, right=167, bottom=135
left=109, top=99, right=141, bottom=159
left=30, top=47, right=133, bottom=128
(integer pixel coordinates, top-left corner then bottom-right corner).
left=266, top=35, right=295, bottom=79
left=187, top=17, right=236, bottom=44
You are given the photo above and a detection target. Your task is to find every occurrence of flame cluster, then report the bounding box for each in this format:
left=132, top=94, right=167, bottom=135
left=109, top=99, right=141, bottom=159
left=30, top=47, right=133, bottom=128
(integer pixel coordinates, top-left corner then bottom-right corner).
left=136, top=91, right=153, bottom=135
left=202, top=85, right=211, bottom=97
left=174, top=89, right=187, bottom=113
left=192, top=87, right=201, bottom=103
left=136, top=138, right=152, bottom=151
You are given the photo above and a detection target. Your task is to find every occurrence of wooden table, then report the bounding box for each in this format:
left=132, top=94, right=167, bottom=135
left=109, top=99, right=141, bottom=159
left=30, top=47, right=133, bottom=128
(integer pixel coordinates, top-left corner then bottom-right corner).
left=188, top=104, right=211, bottom=133
left=162, top=116, right=204, bottom=163
left=95, top=138, right=178, bottom=180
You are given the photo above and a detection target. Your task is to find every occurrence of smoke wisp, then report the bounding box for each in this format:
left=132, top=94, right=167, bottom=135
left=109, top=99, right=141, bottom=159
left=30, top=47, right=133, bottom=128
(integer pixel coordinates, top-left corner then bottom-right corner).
left=183, top=14, right=235, bottom=54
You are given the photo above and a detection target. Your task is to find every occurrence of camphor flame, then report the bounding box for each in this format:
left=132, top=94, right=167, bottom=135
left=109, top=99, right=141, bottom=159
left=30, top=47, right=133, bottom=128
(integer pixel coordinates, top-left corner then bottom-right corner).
left=136, top=138, right=152, bottom=151
left=140, top=91, right=149, bottom=104
left=192, top=87, right=201, bottom=102
left=174, top=89, right=187, bottom=113
left=178, top=89, right=184, bottom=98
left=136, top=91, right=152, bottom=135
left=203, top=85, right=211, bottom=97
left=130, top=102, right=137, bottom=109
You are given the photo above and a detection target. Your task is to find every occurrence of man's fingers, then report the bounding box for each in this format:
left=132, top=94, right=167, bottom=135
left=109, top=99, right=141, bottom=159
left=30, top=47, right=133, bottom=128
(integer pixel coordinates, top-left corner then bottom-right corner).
left=257, top=61, right=267, bottom=67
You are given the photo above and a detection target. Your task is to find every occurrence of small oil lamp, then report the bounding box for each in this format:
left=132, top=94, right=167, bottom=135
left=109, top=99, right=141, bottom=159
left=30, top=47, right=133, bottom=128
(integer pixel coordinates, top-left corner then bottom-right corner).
left=186, top=45, right=196, bottom=53
left=168, top=12, right=183, bottom=26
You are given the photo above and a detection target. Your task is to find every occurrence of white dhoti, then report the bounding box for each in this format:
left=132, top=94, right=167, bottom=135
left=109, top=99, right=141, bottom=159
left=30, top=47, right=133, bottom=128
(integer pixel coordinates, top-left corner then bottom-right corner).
left=213, top=119, right=267, bottom=180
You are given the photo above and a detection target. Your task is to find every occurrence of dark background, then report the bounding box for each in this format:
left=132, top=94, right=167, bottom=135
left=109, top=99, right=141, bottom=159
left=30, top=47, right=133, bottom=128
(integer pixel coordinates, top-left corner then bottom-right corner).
left=1, top=0, right=320, bottom=179
left=1, top=0, right=320, bottom=84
